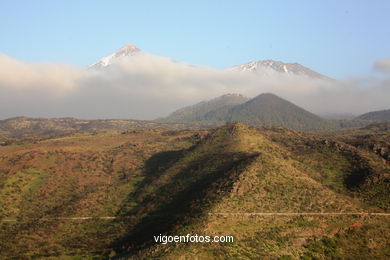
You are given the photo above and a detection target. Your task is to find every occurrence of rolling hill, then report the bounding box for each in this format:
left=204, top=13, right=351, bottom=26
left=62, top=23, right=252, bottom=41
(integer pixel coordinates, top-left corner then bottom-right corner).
left=162, top=93, right=249, bottom=123
left=0, top=117, right=215, bottom=138
left=222, top=93, right=329, bottom=130
left=163, top=93, right=370, bottom=131
left=0, top=123, right=389, bottom=258
left=356, top=109, right=390, bottom=121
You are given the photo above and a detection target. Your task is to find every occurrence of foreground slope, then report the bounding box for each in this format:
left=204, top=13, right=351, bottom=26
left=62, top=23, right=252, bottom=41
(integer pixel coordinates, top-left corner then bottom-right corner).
left=128, top=124, right=389, bottom=259
left=0, top=123, right=389, bottom=258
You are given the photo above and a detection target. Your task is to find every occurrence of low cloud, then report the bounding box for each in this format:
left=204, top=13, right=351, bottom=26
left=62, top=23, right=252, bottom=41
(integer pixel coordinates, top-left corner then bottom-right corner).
left=0, top=54, right=80, bottom=95
left=0, top=53, right=389, bottom=119
left=374, top=58, right=390, bottom=73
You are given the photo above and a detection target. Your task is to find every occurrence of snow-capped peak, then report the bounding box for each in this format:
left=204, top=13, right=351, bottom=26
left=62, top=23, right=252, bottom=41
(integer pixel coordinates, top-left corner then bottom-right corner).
left=230, top=60, right=329, bottom=80
left=118, top=44, right=140, bottom=52
left=89, top=44, right=144, bottom=69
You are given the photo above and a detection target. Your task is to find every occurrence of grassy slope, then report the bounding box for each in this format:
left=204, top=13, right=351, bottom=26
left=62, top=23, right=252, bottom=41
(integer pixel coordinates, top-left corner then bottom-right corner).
left=0, top=130, right=201, bottom=257
left=0, top=124, right=389, bottom=259
left=142, top=124, right=389, bottom=259
left=162, top=94, right=249, bottom=123
left=0, top=117, right=216, bottom=138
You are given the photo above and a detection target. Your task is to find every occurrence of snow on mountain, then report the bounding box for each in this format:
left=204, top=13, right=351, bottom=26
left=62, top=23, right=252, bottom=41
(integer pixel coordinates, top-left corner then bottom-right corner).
left=231, top=60, right=330, bottom=80
left=89, top=44, right=144, bottom=69
left=89, top=45, right=331, bottom=82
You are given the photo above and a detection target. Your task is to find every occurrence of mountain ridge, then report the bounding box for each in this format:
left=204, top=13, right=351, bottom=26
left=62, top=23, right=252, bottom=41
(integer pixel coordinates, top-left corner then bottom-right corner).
left=230, top=59, right=332, bottom=80
left=88, top=44, right=333, bottom=81
left=356, top=109, right=390, bottom=121
left=163, top=92, right=363, bottom=130
left=162, top=93, right=249, bottom=123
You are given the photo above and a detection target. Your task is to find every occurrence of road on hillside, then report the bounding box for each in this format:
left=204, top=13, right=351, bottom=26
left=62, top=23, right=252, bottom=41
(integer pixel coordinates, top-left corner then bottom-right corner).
left=2, top=212, right=390, bottom=222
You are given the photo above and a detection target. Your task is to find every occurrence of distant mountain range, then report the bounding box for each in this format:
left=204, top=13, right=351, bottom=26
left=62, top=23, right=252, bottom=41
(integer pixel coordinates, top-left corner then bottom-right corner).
left=162, top=93, right=371, bottom=130
left=89, top=44, right=332, bottom=81
left=356, top=109, right=390, bottom=121
left=3, top=44, right=386, bottom=133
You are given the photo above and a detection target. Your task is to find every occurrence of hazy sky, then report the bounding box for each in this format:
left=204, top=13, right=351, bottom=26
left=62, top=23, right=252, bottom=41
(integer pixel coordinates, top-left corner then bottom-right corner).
left=1, top=0, right=389, bottom=79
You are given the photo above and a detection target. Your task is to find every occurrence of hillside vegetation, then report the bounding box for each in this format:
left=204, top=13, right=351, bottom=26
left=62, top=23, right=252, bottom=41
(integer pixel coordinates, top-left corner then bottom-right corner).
left=0, top=117, right=215, bottom=138
left=0, top=123, right=389, bottom=258
left=161, top=93, right=249, bottom=123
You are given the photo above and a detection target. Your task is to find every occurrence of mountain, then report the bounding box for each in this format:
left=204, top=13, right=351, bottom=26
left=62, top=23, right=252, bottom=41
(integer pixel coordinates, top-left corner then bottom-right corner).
left=356, top=109, right=390, bottom=121
left=231, top=59, right=331, bottom=80
left=163, top=93, right=333, bottom=130
left=1, top=123, right=388, bottom=258
left=89, top=44, right=144, bottom=69
left=90, top=46, right=331, bottom=82
left=162, top=93, right=249, bottom=123
left=225, top=93, right=332, bottom=129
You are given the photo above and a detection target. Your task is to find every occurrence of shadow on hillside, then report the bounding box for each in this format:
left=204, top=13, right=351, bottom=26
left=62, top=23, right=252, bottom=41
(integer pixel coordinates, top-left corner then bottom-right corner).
left=110, top=147, right=259, bottom=257
left=344, top=167, right=371, bottom=189
left=342, top=152, right=374, bottom=190
left=114, top=149, right=186, bottom=217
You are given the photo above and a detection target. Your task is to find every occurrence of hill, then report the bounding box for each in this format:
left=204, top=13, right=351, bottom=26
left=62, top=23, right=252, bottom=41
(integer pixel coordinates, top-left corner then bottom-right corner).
left=162, top=93, right=249, bottom=123
left=224, top=93, right=330, bottom=130
left=0, top=123, right=389, bottom=258
left=164, top=93, right=369, bottom=131
left=356, top=109, right=390, bottom=121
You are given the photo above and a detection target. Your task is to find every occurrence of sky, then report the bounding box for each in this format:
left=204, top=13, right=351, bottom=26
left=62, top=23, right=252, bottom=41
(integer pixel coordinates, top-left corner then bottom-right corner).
left=0, top=0, right=389, bottom=120
left=1, top=0, right=389, bottom=79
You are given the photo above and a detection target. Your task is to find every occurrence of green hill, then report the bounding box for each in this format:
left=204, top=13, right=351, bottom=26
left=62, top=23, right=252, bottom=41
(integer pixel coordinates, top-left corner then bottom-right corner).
left=164, top=93, right=368, bottom=131
left=0, top=123, right=389, bottom=258
left=224, top=93, right=330, bottom=130
left=162, top=93, right=249, bottom=123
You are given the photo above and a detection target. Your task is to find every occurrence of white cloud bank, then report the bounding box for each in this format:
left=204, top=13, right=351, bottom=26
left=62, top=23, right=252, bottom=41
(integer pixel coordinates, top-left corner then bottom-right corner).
left=0, top=53, right=389, bottom=119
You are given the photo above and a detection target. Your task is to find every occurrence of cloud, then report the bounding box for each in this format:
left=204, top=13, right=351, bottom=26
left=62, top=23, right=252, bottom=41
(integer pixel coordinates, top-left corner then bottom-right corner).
left=0, top=53, right=389, bottom=120
left=374, top=58, right=390, bottom=73
left=0, top=54, right=80, bottom=96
